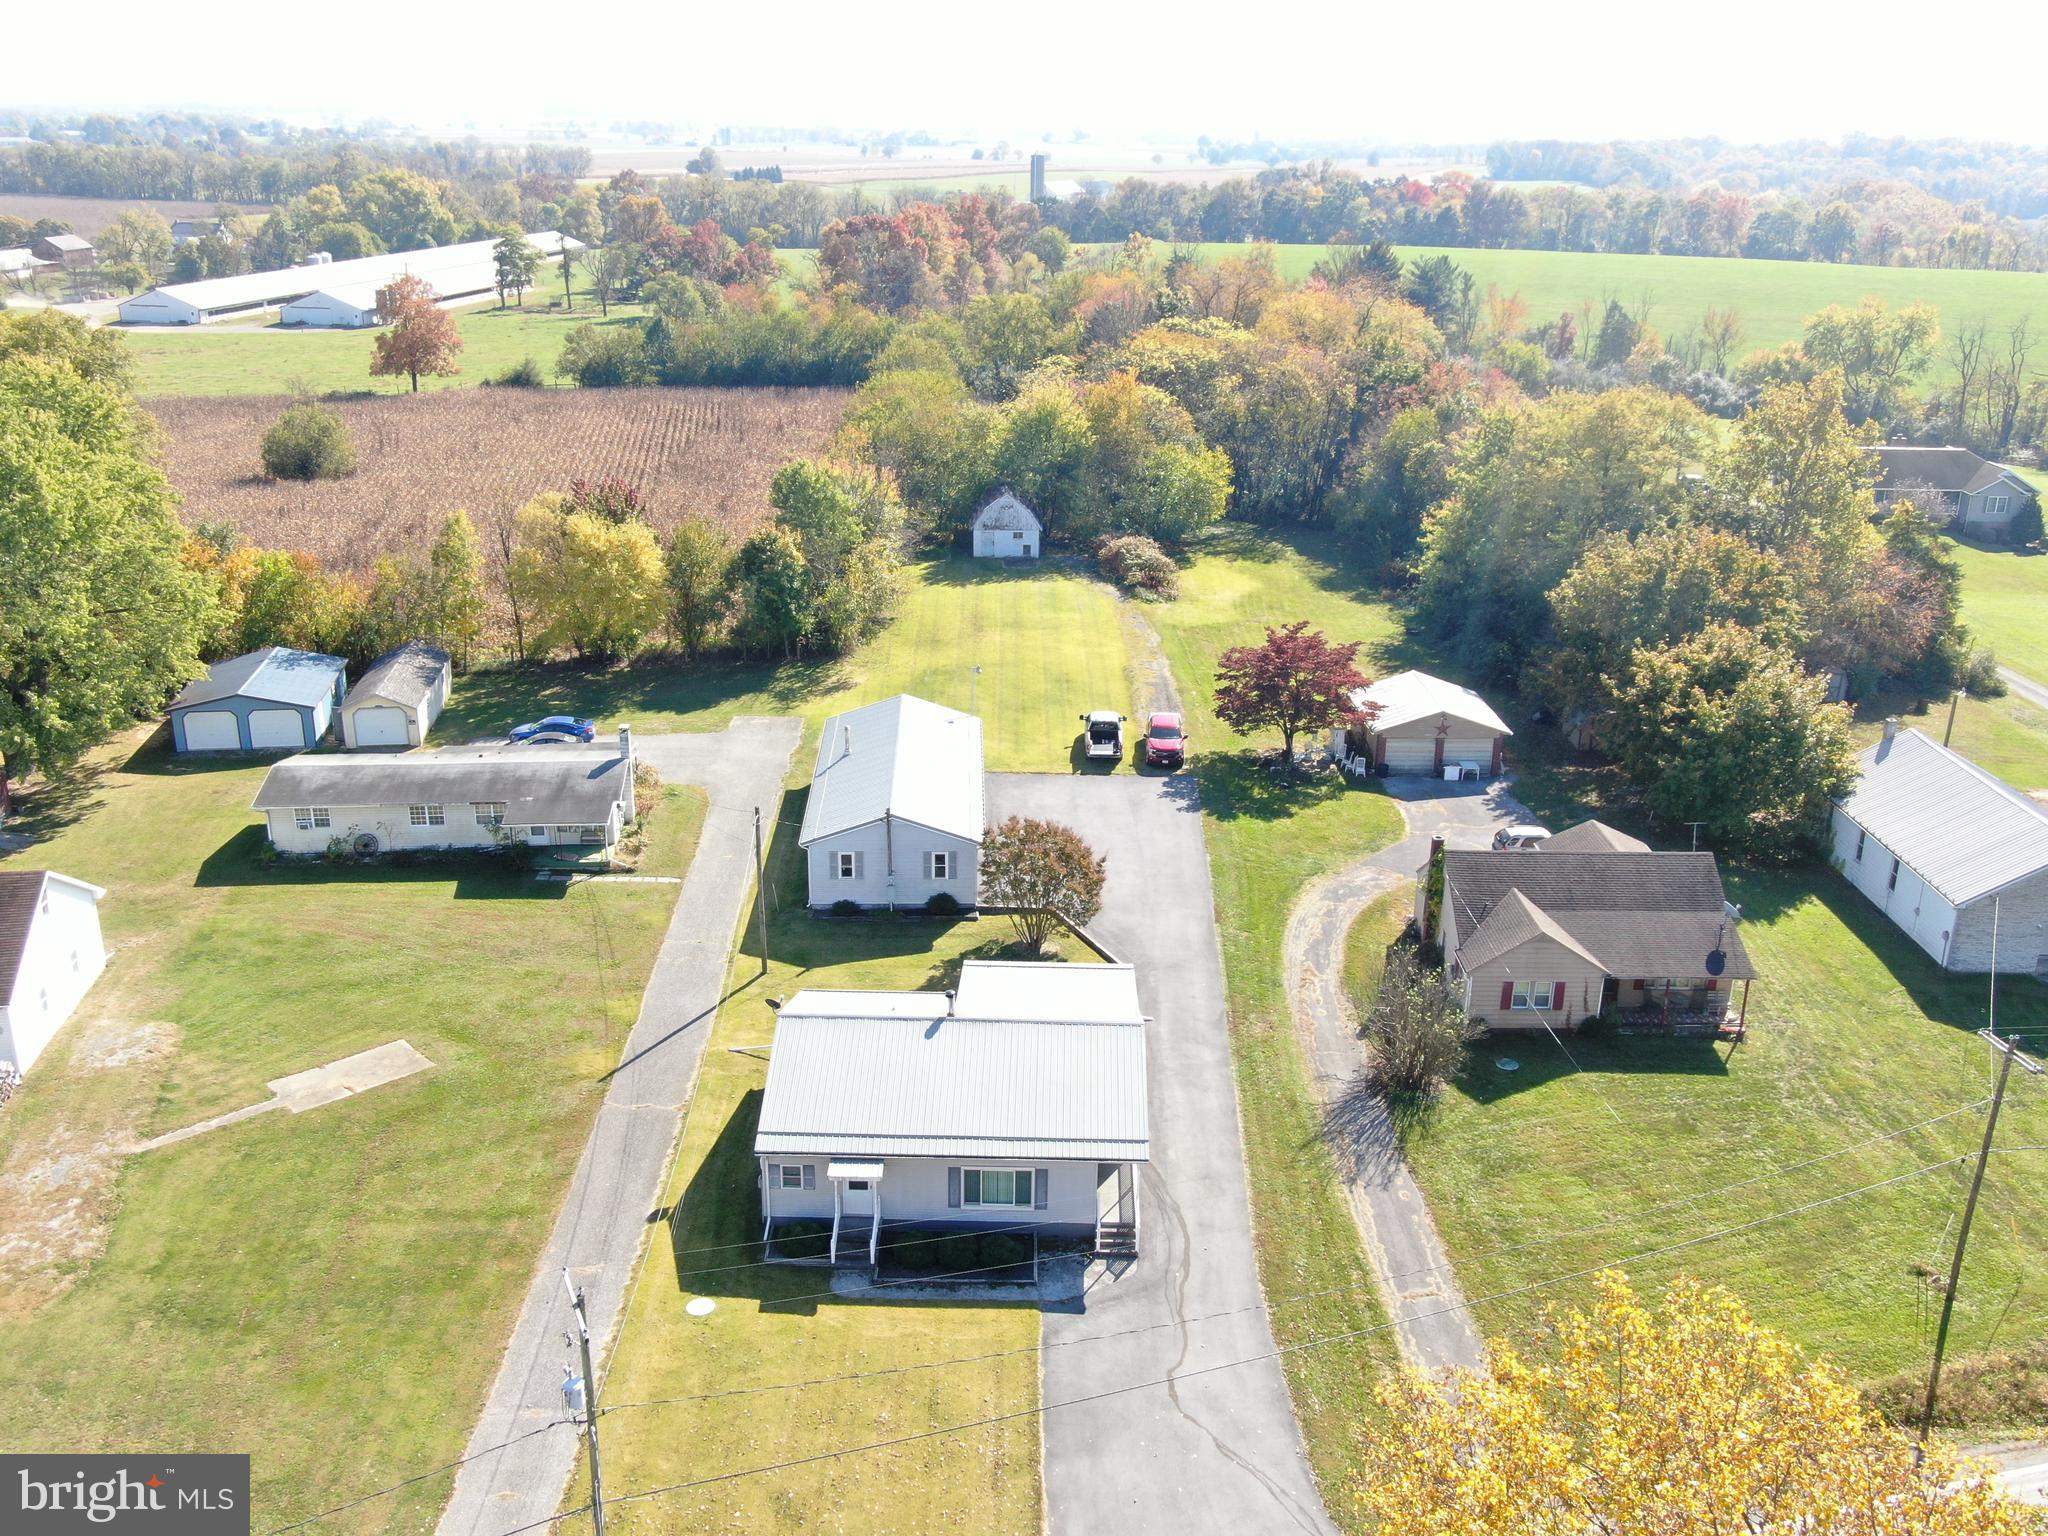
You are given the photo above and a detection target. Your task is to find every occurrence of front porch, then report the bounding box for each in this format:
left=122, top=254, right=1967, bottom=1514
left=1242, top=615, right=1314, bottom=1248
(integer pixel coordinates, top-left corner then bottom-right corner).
left=1611, top=977, right=1752, bottom=1040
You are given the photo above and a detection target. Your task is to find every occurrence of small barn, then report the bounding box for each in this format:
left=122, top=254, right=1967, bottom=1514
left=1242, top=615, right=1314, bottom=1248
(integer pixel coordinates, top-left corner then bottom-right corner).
left=1830, top=721, right=2048, bottom=973
left=0, top=870, right=108, bottom=1078
left=341, top=642, right=452, bottom=749
left=168, top=647, right=348, bottom=753
left=1346, top=669, right=1511, bottom=777
left=31, top=233, right=94, bottom=269
left=799, top=694, right=983, bottom=910
left=971, top=490, right=1043, bottom=559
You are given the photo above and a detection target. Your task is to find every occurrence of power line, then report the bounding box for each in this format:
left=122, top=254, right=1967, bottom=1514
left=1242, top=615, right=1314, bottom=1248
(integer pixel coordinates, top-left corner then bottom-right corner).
left=257, top=1419, right=573, bottom=1536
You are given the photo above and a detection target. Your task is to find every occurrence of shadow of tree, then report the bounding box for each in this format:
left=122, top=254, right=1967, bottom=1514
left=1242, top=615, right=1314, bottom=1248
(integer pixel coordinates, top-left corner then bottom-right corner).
left=1195, top=749, right=1363, bottom=824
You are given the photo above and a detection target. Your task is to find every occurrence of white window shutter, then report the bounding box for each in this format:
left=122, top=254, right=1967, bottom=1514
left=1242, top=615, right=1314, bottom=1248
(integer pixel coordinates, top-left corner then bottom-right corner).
left=1034, top=1168, right=1049, bottom=1210
left=766, top=1162, right=781, bottom=1188
left=853, top=851, right=864, bottom=880
left=801, top=1164, right=816, bottom=1191
left=947, top=1167, right=961, bottom=1208
left=827, top=852, right=838, bottom=879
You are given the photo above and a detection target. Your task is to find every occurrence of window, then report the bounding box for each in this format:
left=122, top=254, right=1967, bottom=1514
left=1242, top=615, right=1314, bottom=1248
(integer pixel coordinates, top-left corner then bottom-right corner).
left=846, top=1179, right=869, bottom=1192
left=836, top=850, right=858, bottom=880
left=578, top=825, right=606, bottom=846
left=929, top=850, right=953, bottom=881
left=1986, top=495, right=2012, bottom=519
left=962, top=1168, right=1034, bottom=1208
left=778, top=1164, right=806, bottom=1190
left=1853, top=829, right=1865, bottom=862
left=1510, top=982, right=1551, bottom=1011
left=1888, top=857, right=1901, bottom=893
left=294, top=806, right=331, bottom=831
left=473, top=802, right=506, bottom=829
left=409, top=804, right=445, bottom=827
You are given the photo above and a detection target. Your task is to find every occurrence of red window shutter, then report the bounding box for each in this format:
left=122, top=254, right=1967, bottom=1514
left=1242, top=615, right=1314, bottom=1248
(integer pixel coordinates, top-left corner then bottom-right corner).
left=1551, top=982, right=1566, bottom=1011
left=1706, top=978, right=1718, bottom=992
left=1499, top=981, right=1514, bottom=1010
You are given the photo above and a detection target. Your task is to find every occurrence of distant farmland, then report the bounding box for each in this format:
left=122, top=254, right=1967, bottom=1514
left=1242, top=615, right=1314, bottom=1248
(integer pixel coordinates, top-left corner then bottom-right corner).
left=1165, top=243, right=2048, bottom=383
left=0, top=192, right=271, bottom=237
left=149, top=386, right=849, bottom=574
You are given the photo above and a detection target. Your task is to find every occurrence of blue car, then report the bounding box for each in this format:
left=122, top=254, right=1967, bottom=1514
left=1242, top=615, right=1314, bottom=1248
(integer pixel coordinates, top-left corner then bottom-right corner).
left=510, top=715, right=596, bottom=744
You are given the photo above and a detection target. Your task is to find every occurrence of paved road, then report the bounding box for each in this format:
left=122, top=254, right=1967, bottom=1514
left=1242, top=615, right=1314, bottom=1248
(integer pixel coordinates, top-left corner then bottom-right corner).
left=1999, top=666, right=2048, bottom=715
left=986, top=773, right=1335, bottom=1536
left=435, top=717, right=801, bottom=1536
left=1283, top=777, right=1531, bottom=1374
left=1974, top=1442, right=2048, bottom=1506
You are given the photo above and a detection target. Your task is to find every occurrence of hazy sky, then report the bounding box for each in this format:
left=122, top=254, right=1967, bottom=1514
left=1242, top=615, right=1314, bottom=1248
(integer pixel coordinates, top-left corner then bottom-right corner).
left=12, top=0, right=2047, bottom=145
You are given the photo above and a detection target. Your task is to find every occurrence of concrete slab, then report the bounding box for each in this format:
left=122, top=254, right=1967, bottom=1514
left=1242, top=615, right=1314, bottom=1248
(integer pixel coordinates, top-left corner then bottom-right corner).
left=137, top=1039, right=434, bottom=1151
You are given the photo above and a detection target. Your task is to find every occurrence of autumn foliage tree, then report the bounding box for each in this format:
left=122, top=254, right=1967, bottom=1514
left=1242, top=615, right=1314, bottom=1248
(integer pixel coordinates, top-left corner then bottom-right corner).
left=1213, top=621, right=1369, bottom=761
left=371, top=274, right=463, bottom=393
left=978, top=816, right=1108, bottom=958
left=1356, top=1271, right=2037, bottom=1536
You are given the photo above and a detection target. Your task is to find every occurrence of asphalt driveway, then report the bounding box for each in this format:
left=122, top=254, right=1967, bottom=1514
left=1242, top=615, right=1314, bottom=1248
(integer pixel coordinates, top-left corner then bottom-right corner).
left=986, top=773, right=1334, bottom=1536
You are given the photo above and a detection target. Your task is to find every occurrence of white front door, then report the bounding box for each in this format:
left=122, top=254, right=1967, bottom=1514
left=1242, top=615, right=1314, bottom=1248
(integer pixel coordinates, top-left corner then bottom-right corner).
left=842, top=1178, right=873, bottom=1218
left=247, top=708, right=307, bottom=750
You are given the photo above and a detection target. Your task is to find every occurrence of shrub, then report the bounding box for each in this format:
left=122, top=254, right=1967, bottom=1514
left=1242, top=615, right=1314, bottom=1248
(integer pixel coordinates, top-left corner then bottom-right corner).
left=888, top=1232, right=941, bottom=1272
left=2011, top=498, right=2044, bottom=549
left=931, top=1236, right=980, bottom=1274
left=1096, top=534, right=1180, bottom=599
left=557, top=322, right=650, bottom=387
left=261, top=403, right=357, bottom=480
left=1962, top=645, right=2006, bottom=699
left=979, top=1233, right=1029, bottom=1268
left=1362, top=946, right=1485, bottom=1095
left=829, top=897, right=863, bottom=917
left=491, top=356, right=545, bottom=388
left=924, top=891, right=963, bottom=916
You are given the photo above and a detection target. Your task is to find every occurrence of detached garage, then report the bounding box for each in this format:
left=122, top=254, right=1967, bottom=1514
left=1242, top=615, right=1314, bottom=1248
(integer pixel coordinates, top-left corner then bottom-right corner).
left=342, top=642, right=452, bottom=750
left=1343, top=669, right=1512, bottom=778
left=168, top=647, right=348, bottom=753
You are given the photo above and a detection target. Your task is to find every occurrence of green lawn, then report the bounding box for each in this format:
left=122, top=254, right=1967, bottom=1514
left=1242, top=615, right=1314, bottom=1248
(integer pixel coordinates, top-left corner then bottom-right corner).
left=1849, top=688, right=2048, bottom=792
left=1160, top=243, right=2048, bottom=384
left=1144, top=528, right=1410, bottom=1509
left=1948, top=536, right=2048, bottom=683
left=584, top=814, right=1043, bottom=1535
left=439, top=555, right=1144, bottom=776
left=0, top=733, right=704, bottom=1533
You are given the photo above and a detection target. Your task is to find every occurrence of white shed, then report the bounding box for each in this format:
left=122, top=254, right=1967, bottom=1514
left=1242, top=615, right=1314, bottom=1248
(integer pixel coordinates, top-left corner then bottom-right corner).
left=799, top=694, right=983, bottom=911
left=0, top=870, right=108, bottom=1078
left=971, top=490, right=1043, bottom=559
left=341, top=642, right=452, bottom=749
left=756, top=960, right=1149, bottom=1263
left=1344, top=669, right=1512, bottom=777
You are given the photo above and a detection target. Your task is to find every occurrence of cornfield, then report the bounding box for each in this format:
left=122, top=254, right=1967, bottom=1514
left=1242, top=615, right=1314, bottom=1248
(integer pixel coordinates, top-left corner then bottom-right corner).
left=148, top=386, right=852, bottom=573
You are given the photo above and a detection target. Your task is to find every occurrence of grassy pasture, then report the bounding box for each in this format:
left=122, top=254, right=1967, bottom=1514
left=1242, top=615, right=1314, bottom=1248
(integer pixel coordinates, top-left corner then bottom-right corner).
left=1948, top=536, right=2048, bottom=683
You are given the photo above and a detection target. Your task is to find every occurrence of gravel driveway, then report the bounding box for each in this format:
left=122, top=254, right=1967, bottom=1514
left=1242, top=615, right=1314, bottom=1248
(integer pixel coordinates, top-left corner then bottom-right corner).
left=986, top=772, right=1335, bottom=1536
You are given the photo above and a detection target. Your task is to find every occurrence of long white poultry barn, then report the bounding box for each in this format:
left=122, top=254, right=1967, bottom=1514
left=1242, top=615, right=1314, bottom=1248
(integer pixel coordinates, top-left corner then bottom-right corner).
left=115, top=231, right=581, bottom=327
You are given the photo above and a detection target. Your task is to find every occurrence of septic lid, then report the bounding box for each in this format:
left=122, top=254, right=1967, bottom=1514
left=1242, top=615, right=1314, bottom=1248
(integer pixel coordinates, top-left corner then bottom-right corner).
left=1495, top=1058, right=1521, bottom=1072
left=686, top=1297, right=716, bottom=1317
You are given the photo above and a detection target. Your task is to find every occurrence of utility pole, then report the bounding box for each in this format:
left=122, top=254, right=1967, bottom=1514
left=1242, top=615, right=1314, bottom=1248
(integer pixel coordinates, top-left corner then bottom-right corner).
left=1944, top=691, right=1960, bottom=747
left=1684, top=821, right=1706, bottom=852
left=563, top=1271, right=606, bottom=1536
left=753, top=806, right=769, bottom=978
left=1918, top=900, right=2042, bottom=1441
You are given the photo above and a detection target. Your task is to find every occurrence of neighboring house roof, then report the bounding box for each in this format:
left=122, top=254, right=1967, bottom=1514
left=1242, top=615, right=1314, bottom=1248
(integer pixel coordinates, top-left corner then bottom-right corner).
left=1540, top=819, right=1651, bottom=854
left=754, top=962, right=1149, bottom=1161
left=1349, top=669, right=1512, bottom=736
left=169, top=647, right=346, bottom=711
left=1835, top=727, right=2048, bottom=906
left=973, top=489, right=1042, bottom=532
left=1865, top=445, right=2037, bottom=500
left=252, top=743, right=629, bottom=825
left=0, top=871, right=105, bottom=1002
left=1442, top=849, right=1753, bottom=981
left=798, top=693, right=985, bottom=846
left=0, top=247, right=52, bottom=275
left=345, top=642, right=450, bottom=711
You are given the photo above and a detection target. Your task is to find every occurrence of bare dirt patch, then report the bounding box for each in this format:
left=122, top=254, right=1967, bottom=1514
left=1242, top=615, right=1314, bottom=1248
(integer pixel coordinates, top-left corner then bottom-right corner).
left=148, top=386, right=851, bottom=576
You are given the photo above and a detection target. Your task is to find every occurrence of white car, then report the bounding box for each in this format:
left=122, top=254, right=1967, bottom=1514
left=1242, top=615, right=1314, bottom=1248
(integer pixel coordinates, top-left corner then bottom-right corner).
left=1492, top=823, right=1552, bottom=851
left=1079, top=711, right=1126, bottom=761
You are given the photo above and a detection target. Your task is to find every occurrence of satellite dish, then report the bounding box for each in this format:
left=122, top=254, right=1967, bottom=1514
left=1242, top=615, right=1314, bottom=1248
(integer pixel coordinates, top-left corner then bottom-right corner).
left=1706, top=949, right=1727, bottom=976
left=352, top=832, right=380, bottom=857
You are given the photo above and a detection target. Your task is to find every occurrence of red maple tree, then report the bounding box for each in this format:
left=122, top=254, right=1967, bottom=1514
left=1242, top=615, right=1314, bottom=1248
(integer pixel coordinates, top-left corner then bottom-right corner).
left=1213, top=620, right=1370, bottom=762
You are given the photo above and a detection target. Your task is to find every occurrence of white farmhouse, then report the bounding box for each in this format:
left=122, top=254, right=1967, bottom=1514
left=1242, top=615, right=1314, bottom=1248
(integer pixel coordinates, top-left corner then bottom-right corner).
left=1830, top=721, right=2048, bottom=973
left=252, top=730, right=638, bottom=861
left=341, top=642, right=452, bottom=749
left=755, top=960, right=1149, bottom=1264
left=0, top=870, right=108, bottom=1078
left=971, top=489, right=1042, bottom=559
left=800, top=694, right=982, bottom=911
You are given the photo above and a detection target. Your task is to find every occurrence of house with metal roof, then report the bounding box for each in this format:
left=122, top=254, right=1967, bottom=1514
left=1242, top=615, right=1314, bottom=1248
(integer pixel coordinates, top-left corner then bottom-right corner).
left=1830, top=721, right=2048, bottom=972
left=252, top=728, right=638, bottom=860
left=167, top=646, right=348, bottom=752
left=1866, top=445, right=2040, bottom=542
left=1424, top=831, right=1754, bottom=1032
left=340, top=642, right=452, bottom=749
left=755, top=960, right=1149, bottom=1264
left=1343, top=669, right=1512, bottom=777
left=799, top=694, right=983, bottom=911
left=0, top=870, right=107, bottom=1079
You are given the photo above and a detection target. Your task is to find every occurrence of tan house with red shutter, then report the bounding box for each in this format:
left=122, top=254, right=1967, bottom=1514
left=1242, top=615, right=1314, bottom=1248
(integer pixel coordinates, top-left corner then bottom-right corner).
left=1423, top=828, right=1755, bottom=1033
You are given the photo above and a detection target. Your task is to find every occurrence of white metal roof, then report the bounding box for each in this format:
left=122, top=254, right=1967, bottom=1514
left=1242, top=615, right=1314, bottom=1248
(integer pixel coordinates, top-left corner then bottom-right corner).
left=798, top=693, right=984, bottom=846
left=1836, top=728, right=2048, bottom=907
left=952, top=960, right=1143, bottom=1023
left=120, top=230, right=579, bottom=319
left=754, top=963, right=1149, bottom=1162
left=1348, top=669, right=1512, bottom=736
left=169, top=646, right=345, bottom=710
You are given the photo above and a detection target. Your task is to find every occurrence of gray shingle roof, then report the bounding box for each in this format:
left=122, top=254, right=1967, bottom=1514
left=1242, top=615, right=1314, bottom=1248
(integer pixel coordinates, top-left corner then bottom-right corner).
left=170, top=647, right=346, bottom=711
left=252, top=743, right=629, bottom=824
left=344, top=642, right=450, bottom=711
left=1866, top=445, right=2036, bottom=499
left=0, top=871, right=46, bottom=1002
left=1458, top=888, right=1606, bottom=973
left=1443, top=849, right=1753, bottom=981
left=798, top=694, right=984, bottom=846
left=1836, top=727, right=2048, bottom=906
left=755, top=963, right=1149, bottom=1161
left=1540, top=819, right=1651, bottom=854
